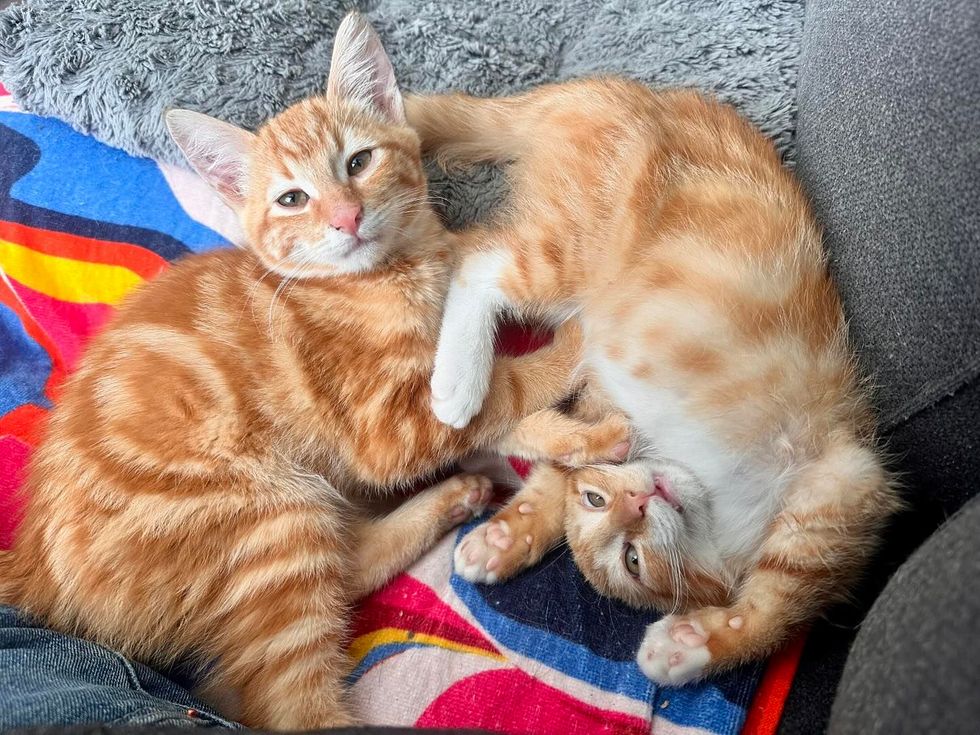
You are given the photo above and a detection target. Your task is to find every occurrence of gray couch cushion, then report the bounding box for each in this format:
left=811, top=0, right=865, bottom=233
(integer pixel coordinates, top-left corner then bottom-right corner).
left=795, top=0, right=980, bottom=433
left=829, top=492, right=980, bottom=734
left=782, top=3, right=979, bottom=732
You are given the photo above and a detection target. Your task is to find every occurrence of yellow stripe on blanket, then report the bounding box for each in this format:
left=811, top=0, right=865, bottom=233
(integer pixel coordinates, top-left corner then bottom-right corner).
left=0, top=239, right=143, bottom=305
left=349, top=627, right=506, bottom=666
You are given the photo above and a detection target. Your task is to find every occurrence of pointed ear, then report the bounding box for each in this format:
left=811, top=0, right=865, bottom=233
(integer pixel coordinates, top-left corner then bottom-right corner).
left=164, top=109, right=256, bottom=210
left=326, top=12, right=405, bottom=124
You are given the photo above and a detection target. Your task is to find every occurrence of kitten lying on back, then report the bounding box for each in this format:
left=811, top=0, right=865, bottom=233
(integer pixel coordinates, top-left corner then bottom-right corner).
left=407, top=79, right=900, bottom=685
left=0, top=15, right=628, bottom=729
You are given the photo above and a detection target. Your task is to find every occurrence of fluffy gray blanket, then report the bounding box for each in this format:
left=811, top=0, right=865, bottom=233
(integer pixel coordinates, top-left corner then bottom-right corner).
left=0, top=0, right=803, bottom=225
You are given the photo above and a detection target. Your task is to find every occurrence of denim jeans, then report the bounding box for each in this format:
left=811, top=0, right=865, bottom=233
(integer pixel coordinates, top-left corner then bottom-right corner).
left=0, top=605, right=235, bottom=729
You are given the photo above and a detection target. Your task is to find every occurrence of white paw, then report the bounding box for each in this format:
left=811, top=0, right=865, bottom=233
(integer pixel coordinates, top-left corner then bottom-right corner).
left=453, top=519, right=515, bottom=584
left=636, top=615, right=712, bottom=686
left=430, top=257, right=503, bottom=429
left=431, top=350, right=492, bottom=430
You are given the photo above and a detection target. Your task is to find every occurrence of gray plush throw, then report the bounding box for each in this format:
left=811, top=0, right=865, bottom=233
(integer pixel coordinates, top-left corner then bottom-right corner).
left=0, top=0, right=803, bottom=225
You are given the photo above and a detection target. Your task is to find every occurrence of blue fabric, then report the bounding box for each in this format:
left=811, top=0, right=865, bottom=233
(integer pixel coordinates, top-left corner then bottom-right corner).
left=450, top=522, right=764, bottom=734
left=0, top=606, right=235, bottom=729
left=0, top=302, right=52, bottom=416
left=1, top=113, right=228, bottom=253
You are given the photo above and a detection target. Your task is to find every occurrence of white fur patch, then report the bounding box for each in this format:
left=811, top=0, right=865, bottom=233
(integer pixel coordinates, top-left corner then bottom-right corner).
left=431, top=249, right=510, bottom=428
left=589, top=352, right=781, bottom=562
left=636, top=616, right=712, bottom=686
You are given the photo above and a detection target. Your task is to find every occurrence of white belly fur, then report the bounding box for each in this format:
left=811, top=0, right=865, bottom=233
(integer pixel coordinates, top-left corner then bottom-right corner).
left=589, top=351, right=787, bottom=567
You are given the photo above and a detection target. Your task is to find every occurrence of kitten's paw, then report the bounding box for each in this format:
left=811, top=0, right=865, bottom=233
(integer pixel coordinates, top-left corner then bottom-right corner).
left=559, top=414, right=632, bottom=467
left=454, top=518, right=530, bottom=584
left=637, top=615, right=712, bottom=686
left=430, top=354, right=492, bottom=430
left=442, top=474, right=494, bottom=527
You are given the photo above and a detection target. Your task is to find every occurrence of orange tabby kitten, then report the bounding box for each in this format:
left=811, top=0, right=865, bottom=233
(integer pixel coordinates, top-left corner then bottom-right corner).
left=0, top=15, right=627, bottom=730
left=407, top=81, right=900, bottom=685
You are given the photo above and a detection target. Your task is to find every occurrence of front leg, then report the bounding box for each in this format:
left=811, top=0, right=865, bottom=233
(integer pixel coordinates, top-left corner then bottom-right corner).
left=431, top=249, right=510, bottom=429
left=352, top=474, right=493, bottom=598
left=454, top=464, right=567, bottom=584
left=495, top=407, right=631, bottom=466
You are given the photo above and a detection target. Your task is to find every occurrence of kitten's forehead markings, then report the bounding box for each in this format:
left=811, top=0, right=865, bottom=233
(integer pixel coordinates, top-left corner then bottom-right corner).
left=267, top=162, right=320, bottom=201
left=268, top=125, right=312, bottom=163
left=323, top=122, right=345, bottom=158
left=577, top=482, right=606, bottom=499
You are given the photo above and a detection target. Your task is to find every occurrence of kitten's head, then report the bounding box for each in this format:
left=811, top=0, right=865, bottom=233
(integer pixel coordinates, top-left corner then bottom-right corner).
left=564, top=459, right=726, bottom=611
left=166, top=13, right=428, bottom=277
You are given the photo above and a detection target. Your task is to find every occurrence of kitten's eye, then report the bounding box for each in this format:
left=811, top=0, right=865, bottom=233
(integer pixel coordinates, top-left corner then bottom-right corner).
left=624, top=543, right=641, bottom=578
left=277, top=190, right=309, bottom=208
left=583, top=491, right=606, bottom=508
left=346, top=149, right=373, bottom=176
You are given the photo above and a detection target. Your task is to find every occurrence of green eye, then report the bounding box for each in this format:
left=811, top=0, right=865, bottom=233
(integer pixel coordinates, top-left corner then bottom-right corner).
left=277, top=190, right=309, bottom=207
left=624, top=543, right=640, bottom=577
left=584, top=491, right=606, bottom=508
left=346, top=149, right=372, bottom=176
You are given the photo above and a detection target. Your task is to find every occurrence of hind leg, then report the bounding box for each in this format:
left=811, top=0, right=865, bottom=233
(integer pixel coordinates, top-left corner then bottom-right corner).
left=637, top=443, right=897, bottom=685
left=202, top=554, right=357, bottom=729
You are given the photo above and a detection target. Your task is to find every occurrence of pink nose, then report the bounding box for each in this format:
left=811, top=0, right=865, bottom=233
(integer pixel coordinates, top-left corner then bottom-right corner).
left=330, top=203, right=363, bottom=236
left=622, top=490, right=656, bottom=519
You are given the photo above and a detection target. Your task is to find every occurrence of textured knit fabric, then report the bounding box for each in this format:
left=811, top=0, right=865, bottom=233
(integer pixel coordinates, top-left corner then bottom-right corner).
left=828, top=494, right=980, bottom=734
left=795, top=0, right=980, bottom=433
left=0, top=0, right=803, bottom=229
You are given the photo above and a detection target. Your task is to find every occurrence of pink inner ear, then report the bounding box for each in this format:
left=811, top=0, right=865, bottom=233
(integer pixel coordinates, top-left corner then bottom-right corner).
left=191, top=151, right=246, bottom=205
left=208, top=160, right=244, bottom=201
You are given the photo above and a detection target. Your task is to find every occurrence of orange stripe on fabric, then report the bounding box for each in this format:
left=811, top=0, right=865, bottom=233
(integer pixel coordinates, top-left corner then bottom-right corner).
left=740, top=630, right=808, bottom=735
left=0, top=239, right=143, bottom=305
left=0, top=403, right=48, bottom=447
left=349, top=627, right=506, bottom=668
left=0, top=219, right=167, bottom=281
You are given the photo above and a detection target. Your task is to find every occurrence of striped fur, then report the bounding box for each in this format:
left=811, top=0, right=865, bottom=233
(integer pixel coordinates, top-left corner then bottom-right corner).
left=410, top=79, right=901, bottom=685
left=0, top=14, right=622, bottom=729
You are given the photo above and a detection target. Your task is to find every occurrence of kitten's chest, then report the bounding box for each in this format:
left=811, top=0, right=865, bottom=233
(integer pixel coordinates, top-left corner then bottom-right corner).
left=307, top=263, right=447, bottom=343
left=590, top=350, right=785, bottom=562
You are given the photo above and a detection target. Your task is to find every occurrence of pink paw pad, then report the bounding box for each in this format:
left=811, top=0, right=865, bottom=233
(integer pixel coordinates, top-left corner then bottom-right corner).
left=485, top=523, right=513, bottom=550
left=671, top=622, right=708, bottom=647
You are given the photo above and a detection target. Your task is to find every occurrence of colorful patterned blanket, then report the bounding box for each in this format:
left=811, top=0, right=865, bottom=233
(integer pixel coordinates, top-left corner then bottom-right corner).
left=0, top=86, right=800, bottom=735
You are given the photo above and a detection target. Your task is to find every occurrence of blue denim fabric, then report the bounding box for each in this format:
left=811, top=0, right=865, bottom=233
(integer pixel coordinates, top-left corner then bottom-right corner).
left=0, top=605, right=235, bottom=729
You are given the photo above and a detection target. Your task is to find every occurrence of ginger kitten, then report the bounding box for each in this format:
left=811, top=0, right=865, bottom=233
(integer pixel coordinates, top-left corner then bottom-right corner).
left=407, top=80, right=900, bottom=685
left=0, top=15, right=626, bottom=729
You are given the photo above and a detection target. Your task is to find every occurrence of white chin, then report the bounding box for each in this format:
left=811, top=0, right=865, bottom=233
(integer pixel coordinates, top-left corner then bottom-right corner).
left=334, top=241, right=382, bottom=274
